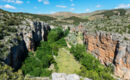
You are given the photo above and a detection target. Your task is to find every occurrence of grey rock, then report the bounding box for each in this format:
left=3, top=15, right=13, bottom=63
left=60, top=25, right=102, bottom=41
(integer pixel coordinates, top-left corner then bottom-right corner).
left=52, top=73, right=90, bottom=80
left=52, top=73, right=67, bottom=80
left=84, top=78, right=92, bottom=80
left=1, top=20, right=51, bottom=70
left=66, top=74, right=80, bottom=80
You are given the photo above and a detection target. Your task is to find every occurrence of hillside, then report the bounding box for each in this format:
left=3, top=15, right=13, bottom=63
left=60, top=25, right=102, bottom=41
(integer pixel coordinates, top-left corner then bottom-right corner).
left=0, top=8, right=130, bottom=80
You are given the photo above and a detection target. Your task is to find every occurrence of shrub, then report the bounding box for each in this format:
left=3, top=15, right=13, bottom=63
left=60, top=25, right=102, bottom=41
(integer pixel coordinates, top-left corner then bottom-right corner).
left=70, top=44, right=86, bottom=61
left=22, top=42, right=54, bottom=77
left=0, top=62, right=24, bottom=80
left=50, top=38, right=67, bottom=56
left=64, top=16, right=88, bottom=25
left=100, top=9, right=126, bottom=18
left=64, top=27, right=70, bottom=36
left=80, top=53, right=100, bottom=71
left=22, top=28, right=68, bottom=77
left=70, top=44, right=115, bottom=80
left=36, top=42, right=54, bottom=68
left=47, top=28, right=64, bottom=43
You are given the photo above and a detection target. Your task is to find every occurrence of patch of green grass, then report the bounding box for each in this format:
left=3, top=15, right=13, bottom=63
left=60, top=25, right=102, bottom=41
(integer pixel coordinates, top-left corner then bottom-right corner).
left=56, top=48, right=81, bottom=74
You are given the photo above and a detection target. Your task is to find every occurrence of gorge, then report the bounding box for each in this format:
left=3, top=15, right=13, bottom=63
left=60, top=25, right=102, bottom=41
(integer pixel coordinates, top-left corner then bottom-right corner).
left=0, top=8, right=130, bottom=80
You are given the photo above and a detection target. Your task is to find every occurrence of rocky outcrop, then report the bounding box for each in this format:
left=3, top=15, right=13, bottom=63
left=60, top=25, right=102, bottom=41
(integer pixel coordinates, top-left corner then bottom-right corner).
left=24, top=73, right=92, bottom=80
left=52, top=73, right=92, bottom=80
left=83, top=31, right=130, bottom=79
left=3, top=21, right=51, bottom=70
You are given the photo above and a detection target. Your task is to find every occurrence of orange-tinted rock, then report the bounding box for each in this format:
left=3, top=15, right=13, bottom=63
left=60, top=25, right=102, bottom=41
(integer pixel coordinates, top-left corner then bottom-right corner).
left=83, top=31, right=130, bottom=79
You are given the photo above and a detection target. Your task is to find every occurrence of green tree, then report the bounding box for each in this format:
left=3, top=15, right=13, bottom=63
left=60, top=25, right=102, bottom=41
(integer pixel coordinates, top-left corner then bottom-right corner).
left=47, top=28, right=64, bottom=43
left=70, top=44, right=115, bottom=80
left=22, top=42, right=53, bottom=77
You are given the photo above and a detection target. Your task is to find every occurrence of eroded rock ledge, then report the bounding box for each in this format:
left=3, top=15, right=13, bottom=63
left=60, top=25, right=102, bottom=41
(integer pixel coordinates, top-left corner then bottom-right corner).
left=83, top=31, right=130, bottom=79
left=3, top=21, right=51, bottom=70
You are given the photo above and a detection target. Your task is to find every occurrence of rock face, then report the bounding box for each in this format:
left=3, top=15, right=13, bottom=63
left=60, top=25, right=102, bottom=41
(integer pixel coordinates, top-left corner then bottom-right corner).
left=4, top=21, right=51, bottom=70
left=83, top=31, right=130, bottom=79
left=52, top=73, right=91, bottom=80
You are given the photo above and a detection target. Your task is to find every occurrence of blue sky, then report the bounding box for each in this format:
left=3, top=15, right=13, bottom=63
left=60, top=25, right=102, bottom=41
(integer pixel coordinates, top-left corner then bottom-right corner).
left=0, top=0, right=130, bottom=14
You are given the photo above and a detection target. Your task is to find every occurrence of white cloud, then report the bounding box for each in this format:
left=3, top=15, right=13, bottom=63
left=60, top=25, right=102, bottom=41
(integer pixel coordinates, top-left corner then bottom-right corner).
left=0, top=4, right=16, bottom=9
left=38, top=0, right=42, bottom=2
left=15, top=0, right=23, bottom=4
left=70, top=0, right=73, bottom=2
left=86, top=9, right=90, bottom=12
left=56, top=5, right=67, bottom=8
left=38, top=0, right=50, bottom=5
left=96, top=5, right=101, bottom=8
left=4, top=4, right=16, bottom=9
left=115, top=4, right=130, bottom=9
left=3, top=0, right=14, bottom=3
left=3, top=0, right=23, bottom=4
left=70, top=8, right=75, bottom=11
left=43, top=0, right=50, bottom=4
left=71, top=3, right=75, bottom=6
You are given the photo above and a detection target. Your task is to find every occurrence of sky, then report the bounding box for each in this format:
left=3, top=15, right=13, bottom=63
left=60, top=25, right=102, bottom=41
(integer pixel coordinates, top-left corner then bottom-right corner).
left=0, top=0, right=130, bottom=14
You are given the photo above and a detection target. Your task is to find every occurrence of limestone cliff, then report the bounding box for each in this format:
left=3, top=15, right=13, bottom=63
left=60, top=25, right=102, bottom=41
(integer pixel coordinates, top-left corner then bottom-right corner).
left=1, top=21, right=51, bottom=70
left=83, top=31, right=130, bottom=79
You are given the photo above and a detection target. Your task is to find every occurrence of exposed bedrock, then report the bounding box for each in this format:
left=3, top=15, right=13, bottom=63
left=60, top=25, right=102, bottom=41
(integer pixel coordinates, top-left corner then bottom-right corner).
left=83, top=31, right=130, bottom=79
left=4, top=21, right=51, bottom=70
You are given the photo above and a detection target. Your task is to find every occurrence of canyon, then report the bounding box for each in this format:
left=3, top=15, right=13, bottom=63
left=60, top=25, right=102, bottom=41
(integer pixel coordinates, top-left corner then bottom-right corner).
left=0, top=8, right=130, bottom=80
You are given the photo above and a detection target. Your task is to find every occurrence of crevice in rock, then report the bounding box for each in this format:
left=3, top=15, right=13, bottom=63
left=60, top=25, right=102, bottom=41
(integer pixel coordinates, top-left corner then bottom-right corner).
left=5, top=40, right=28, bottom=71
left=0, top=22, right=51, bottom=71
left=113, top=41, right=120, bottom=65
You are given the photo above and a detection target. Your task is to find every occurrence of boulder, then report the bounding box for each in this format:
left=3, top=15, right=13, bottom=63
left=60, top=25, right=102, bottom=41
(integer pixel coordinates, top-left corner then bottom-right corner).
left=52, top=73, right=67, bottom=80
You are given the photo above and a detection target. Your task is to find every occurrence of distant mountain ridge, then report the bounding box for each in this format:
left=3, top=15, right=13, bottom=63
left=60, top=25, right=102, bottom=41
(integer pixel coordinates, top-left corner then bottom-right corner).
left=48, top=8, right=130, bottom=18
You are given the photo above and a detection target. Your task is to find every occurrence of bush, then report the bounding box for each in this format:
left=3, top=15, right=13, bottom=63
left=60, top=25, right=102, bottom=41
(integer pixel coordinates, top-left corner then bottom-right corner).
left=50, top=38, right=67, bottom=56
left=36, top=42, right=54, bottom=68
left=100, top=9, right=126, bottom=18
left=0, top=23, right=17, bottom=39
left=80, top=53, right=100, bottom=71
left=0, top=62, right=24, bottom=80
left=64, top=16, right=88, bottom=25
left=64, top=27, right=70, bottom=36
left=47, top=28, right=64, bottom=43
left=22, top=28, right=68, bottom=77
left=70, top=44, right=115, bottom=80
left=70, top=44, right=86, bottom=61
left=21, top=42, right=53, bottom=77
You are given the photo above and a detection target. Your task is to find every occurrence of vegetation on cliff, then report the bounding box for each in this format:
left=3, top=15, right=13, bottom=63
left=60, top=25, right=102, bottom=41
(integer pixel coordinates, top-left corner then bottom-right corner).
left=70, top=44, right=115, bottom=80
left=21, top=28, right=68, bottom=77
left=0, top=62, right=24, bottom=80
left=21, top=42, right=53, bottom=77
